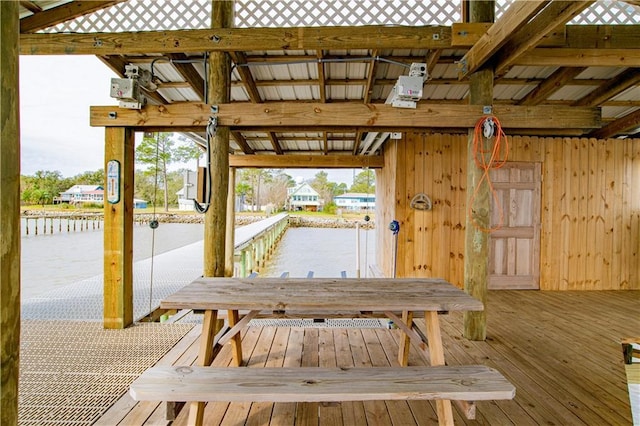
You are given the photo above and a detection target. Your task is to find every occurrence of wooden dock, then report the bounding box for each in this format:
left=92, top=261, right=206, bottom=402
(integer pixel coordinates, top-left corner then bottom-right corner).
left=92, top=290, right=638, bottom=425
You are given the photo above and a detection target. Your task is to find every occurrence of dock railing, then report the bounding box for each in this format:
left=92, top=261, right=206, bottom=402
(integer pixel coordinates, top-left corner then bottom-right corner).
left=234, top=213, right=289, bottom=277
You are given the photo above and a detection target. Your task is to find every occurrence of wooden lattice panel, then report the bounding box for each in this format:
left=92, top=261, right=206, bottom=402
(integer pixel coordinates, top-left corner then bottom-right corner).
left=235, top=0, right=461, bottom=28
left=42, top=0, right=639, bottom=34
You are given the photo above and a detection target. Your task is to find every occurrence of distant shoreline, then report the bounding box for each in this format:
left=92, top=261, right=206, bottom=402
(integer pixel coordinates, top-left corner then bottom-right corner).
left=21, top=210, right=375, bottom=229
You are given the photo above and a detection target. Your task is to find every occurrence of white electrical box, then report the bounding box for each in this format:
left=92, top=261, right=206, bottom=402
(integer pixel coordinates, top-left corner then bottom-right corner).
left=110, top=77, right=144, bottom=109
left=110, top=78, right=137, bottom=100
left=395, top=75, right=423, bottom=102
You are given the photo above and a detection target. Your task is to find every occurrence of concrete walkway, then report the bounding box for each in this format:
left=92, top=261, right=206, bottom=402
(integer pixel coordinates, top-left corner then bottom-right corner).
left=22, top=213, right=290, bottom=321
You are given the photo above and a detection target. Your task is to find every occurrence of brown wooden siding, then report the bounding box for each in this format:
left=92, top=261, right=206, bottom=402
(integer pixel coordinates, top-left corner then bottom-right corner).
left=376, top=133, right=640, bottom=290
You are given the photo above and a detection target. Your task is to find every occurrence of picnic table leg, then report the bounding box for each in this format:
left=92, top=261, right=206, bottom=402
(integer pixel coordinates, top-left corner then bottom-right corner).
left=424, top=311, right=454, bottom=426
left=227, top=310, right=243, bottom=366
left=188, top=309, right=219, bottom=426
left=398, top=310, right=413, bottom=366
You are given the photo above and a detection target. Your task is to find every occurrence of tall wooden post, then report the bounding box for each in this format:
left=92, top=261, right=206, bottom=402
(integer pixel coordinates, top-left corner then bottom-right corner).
left=0, top=3, right=21, bottom=423
left=225, top=167, right=236, bottom=277
left=463, top=0, right=494, bottom=341
left=104, top=127, right=135, bottom=329
left=203, top=1, right=233, bottom=277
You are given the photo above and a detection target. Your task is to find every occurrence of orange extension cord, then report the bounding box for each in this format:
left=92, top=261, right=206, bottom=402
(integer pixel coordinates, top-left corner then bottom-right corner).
left=468, top=115, right=509, bottom=233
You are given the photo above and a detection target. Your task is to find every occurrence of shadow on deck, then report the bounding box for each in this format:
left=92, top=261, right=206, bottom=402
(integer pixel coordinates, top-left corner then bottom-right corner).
left=22, top=290, right=639, bottom=425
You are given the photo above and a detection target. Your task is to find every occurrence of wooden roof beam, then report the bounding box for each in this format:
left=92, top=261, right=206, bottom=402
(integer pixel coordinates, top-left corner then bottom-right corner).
left=20, top=25, right=451, bottom=55
left=20, top=1, right=42, bottom=14
left=229, top=51, right=262, bottom=103
left=267, top=132, right=283, bottom=155
left=317, top=50, right=327, bottom=103
left=588, top=108, right=640, bottom=139
left=458, top=0, right=548, bottom=79
left=231, top=131, right=255, bottom=155
left=572, top=68, right=640, bottom=107
left=167, top=53, right=205, bottom=101
left=426, top=49, right=442, bottom=75
left=363, top=50, right=379, bottom=104
left=493, top=1, right=595, bottom=77
left=20, top=1, right=126, bottom=33
left=353, top=131, right=363, bottom=155
left=515, top=49, right=640, bottom=67
left=519, top=67, right=587, bottom=106
left=229, top=154, right=383, bottom=169
left=90, top=102, right=601, bottom=130
left=322, top=131, right=329, bottom=155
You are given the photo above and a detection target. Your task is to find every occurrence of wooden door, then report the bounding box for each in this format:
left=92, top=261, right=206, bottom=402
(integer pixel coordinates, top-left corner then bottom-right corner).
left=489, top=162, right=541, bottom=290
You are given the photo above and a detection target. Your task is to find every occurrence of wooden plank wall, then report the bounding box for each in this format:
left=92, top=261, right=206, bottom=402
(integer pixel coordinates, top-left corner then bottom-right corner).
left=375, top=133, right=640, bottom=290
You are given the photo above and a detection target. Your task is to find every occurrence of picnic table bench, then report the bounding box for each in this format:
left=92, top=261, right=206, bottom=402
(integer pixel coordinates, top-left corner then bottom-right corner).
left=130, top=277, right=516, bottom=426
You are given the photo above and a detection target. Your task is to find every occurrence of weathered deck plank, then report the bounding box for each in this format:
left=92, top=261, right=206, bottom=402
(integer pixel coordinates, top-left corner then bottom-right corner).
left=99, top=291, right=638, bottom=425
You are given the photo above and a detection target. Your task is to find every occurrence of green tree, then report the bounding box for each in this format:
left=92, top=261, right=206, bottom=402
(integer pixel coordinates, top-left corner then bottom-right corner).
left=20, top=170, right=66, bottom=205
left=71, top=169, right=104, bottom=186
left=238, top=168, right=273, bottom=212
left=350, top=169, right=375, bottom=194
left=136, top=132, right=199, bottom=212
left=264, top=171, right=295, bottom=211
left=310, top=170, right=339, bottom=206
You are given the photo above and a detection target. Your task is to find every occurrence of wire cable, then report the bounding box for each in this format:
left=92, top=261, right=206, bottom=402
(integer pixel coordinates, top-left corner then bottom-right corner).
left=148, top=132, right=162, bottom=316
left=468, top=115, right=509, bottom=233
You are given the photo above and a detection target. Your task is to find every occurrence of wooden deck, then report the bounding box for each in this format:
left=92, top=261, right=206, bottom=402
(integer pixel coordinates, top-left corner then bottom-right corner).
left=99, top=290, right=639, bottom=425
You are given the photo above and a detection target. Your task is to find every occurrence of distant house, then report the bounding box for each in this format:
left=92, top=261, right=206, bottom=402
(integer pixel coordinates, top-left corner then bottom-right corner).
left=58, top=185, right=104, bottom=204
left=287, top=183, right=321, bottom=212
left=334, top=192, right=375, bottom=212
left=133, top=199, right=148, bottom=209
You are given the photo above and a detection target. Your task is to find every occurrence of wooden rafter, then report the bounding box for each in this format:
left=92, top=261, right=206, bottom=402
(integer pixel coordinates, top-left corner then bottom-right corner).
left=231, top=131, right=255, bottom=155
left=322, top=132, right=329, bottom=155
left=317, top=50, right=327, bottom=103
left=20, top=1, right=42, bottom=14
left=20, top=1, right=126, bottom=33
left=588, top=108, right=640, bottom=139
left=458, top=0, right=548, bottom=79
left=514, top=49, right=640, bottom=67
left=229, top=154, right=383, bottom=169
left=493, top=1, right=595, bottom=76
left=519, top=67, right=587, bottom=106
left=425, top=49, right=441, bottom=75
left=90, top=102, right=601, bottom=130
left=363, top=50, right=379, bottom=104
left=267, top=132, right=283, bottom=155
left=353, top=131, right=363, bottom=155
left=572, top=68, right=640, bottom=107
left=229, top=51, right=262, bottom=103
left=20, top=25, right=451, bottom=55
left=167, top=53, right=205, bottom=101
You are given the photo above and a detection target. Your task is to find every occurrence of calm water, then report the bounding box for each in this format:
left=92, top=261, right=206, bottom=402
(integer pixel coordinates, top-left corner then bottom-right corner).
left=262, top=227, right=376, bottom=278
left=21, top=222, right=204, bottom=299
left=20, top=223, right=376, bottom=300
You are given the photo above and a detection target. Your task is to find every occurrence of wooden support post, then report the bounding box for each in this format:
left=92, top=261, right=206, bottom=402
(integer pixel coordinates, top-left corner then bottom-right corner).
left=225, top=167, right=236, bottom=277
left=203, top=1, right=233, bottom=278
left=0, top=3, right=21, bottom=423
left=104, top=127, right=135, bottom=329
left=194, top=3, right=239, bottom=423
left=463, top=0, right=494, bottom=341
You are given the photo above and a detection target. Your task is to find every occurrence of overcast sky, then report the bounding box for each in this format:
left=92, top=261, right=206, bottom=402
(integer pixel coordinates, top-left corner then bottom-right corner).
left=19, top=55, right=358, bottom=186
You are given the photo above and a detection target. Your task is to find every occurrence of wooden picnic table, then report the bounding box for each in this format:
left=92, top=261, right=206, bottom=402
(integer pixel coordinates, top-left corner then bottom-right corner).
left=148, top=277, right=498, bottom=425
